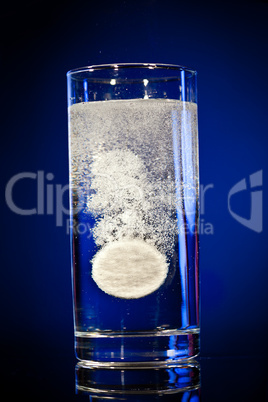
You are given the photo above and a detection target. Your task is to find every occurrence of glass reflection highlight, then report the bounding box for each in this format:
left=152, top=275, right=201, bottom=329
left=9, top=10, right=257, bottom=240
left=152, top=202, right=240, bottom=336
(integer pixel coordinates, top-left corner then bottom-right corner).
left=75, top=361, right=200, bottom=401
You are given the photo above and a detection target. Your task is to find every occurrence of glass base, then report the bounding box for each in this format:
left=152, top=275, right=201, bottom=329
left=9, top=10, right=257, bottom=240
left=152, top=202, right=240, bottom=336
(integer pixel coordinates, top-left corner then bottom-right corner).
left=75, top=329, right=199, bottom=365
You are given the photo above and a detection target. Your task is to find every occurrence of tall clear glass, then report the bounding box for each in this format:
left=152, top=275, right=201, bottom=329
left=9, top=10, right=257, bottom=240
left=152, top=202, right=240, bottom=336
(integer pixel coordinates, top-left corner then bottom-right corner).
left=67, top=63, right=200, bottom=365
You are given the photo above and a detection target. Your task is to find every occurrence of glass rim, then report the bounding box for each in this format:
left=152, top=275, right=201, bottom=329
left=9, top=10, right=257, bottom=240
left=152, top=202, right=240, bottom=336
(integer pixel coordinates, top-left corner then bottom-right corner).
left=66, top=63, right=197, bottom=77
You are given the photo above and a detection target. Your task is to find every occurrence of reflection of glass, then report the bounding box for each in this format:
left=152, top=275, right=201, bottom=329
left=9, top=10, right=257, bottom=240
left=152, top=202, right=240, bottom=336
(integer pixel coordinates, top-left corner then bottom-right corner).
left=76, top=361, right=200, bottom=400
left=67, top=63, right=200, bottom=364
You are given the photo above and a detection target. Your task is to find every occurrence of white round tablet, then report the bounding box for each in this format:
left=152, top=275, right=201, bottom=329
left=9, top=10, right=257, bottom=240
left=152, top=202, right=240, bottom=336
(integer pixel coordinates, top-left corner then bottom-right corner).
left=91, top=239, right=168, bottom=299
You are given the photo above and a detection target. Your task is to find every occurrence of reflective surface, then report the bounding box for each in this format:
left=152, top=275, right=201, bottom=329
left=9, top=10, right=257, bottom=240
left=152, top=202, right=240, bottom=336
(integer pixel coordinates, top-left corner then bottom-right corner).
left=76, top=360, right=200, bottom=397
left=4, top=356, right=268, bottom=401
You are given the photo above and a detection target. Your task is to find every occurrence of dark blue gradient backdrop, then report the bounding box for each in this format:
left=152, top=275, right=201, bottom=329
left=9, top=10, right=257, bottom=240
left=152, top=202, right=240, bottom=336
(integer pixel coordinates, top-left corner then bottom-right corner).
left=1, top=0, right=268, bottom=359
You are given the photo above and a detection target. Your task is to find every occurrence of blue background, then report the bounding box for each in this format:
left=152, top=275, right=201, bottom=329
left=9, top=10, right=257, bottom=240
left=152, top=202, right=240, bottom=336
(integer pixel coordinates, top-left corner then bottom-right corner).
left=1, top=0, right=268, bottom=359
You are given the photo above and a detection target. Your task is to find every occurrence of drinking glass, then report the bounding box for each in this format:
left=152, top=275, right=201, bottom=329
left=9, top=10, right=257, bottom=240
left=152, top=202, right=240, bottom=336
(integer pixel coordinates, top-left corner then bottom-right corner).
left=67, top=63, right=200, bottom=365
